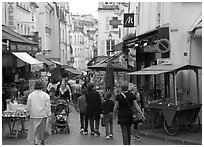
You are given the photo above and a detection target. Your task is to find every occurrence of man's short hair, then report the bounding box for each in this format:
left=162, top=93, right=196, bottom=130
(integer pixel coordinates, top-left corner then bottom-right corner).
left=121, top=83, right=128, bottom=91
left=34, top=80, right=44, bottom=90
left=87, top=82, right=94, bottom=91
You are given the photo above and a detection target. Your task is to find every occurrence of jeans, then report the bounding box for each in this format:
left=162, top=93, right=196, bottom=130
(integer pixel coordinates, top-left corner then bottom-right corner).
left=120, top=124, right=132, bottom=145
left=104, top=113, right=113, bottom=136
left=89, top=115, right=100, bottom=132
left=80, top=113, right=88, bottom=132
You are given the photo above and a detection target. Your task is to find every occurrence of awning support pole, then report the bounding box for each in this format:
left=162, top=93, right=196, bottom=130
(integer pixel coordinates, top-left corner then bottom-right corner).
left=172, top=72, right=177, bottom=106
left=195, top=69, right=200, bottom=104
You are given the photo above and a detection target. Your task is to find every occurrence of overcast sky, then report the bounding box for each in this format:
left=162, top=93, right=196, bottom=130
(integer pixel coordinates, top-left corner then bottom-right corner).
left=68, top=0, right=98, bottom=18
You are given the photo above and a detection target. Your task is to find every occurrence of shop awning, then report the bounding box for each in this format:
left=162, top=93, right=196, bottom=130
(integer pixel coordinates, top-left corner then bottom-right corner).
left=2, top=25, right=37, bottom=45
left=189, top=14, right=202, bottom=37
left=87, top=56, right=108, bottom=66
left=194, top=21, right=202, bottom=37
left=12, top=52, right=43, bottom=65
left=50, top=60, right=63, bottom=66
left=97, top=51, right=123, bottom=65
left=127, top=64, right=201, bottom=75
left=65, top=67, right=82, bottom=75
left=35, top=55, right=54, bottom=66
left=114, top=42, right=123, bottom=51
left=127, top=70, right=169, bottom=75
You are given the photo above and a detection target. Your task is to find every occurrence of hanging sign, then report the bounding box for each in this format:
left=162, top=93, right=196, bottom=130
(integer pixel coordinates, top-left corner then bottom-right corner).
left=124, top=13, right=134, bottom=28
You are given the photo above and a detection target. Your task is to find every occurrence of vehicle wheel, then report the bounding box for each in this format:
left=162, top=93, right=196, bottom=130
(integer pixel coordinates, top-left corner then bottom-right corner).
left=185, top=115, right=200, bottom=133
left=163, top=117, right=179, bottom=136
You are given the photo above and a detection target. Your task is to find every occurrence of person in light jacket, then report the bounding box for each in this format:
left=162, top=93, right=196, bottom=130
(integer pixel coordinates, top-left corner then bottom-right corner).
left=27, top=80, right=51, bottom=145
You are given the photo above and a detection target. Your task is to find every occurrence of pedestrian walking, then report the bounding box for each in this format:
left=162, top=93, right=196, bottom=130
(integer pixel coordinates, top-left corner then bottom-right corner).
left=102, top=90, right=115, bottom=139
left=113, top=83, right=144, bottom=145
left=82, top=76, right=90, bottom=91
left=77, top=88, right=88, bottom=135
left=46, top=78, right=59, bottom=93
left=85, top=82, right=102, bottom=136
left=72, top=79, right=82, bottom=110
left=26, top=80, right=51, bottom=145
left=56, top=81, right=71, bottom=102
left=130, top=85, right=145, bottom=141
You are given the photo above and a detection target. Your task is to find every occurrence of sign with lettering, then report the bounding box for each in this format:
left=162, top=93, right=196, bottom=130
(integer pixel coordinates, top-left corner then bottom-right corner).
left=124, top=13, right=134, bottom=28
left=7, top=2, right=16, bottom=30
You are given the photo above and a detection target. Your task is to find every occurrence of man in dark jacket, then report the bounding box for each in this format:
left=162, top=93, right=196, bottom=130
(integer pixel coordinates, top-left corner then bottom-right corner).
left=85, top=82, right=102, bottom=136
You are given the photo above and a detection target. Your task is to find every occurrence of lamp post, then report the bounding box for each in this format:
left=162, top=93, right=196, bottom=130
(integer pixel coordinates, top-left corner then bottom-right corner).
left=107, top=32, right=112, bottom=57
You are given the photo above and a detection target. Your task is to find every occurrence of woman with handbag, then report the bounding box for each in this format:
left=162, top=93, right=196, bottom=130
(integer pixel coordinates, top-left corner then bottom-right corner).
left=131, top=85, right=145, bottom=141
left=113, top=83, right=145, bottom=145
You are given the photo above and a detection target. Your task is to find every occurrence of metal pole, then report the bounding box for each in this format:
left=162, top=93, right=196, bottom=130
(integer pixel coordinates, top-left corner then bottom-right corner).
left=195, top=69, right=200, bottom=104
left=172, top=72, right=177, bottom=106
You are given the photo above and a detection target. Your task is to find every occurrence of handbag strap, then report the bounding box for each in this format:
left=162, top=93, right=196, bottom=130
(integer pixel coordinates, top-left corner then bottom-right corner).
left=121, top=92, right=132, bottom=111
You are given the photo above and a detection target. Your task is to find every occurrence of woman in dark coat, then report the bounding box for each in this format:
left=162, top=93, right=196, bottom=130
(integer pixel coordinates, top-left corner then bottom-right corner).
left=113, top=83, right=144, bottom=145
left=85, top=82, right=102, bottom=136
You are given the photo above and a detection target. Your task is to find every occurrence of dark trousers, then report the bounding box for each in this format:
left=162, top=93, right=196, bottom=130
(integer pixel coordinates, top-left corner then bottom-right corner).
left=120, top=124, right=132, bottom=145
left=89, top=115, right=100, bottom=132
left=80, top=113, right=88, bottom=132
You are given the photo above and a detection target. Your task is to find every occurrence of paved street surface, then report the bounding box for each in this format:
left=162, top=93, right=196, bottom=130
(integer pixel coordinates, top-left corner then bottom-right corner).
left=2, top=105, right=178, bottom=145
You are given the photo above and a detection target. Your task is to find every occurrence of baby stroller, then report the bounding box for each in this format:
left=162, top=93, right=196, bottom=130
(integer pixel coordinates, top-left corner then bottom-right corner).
left=53, top=99, right=70, bottom=134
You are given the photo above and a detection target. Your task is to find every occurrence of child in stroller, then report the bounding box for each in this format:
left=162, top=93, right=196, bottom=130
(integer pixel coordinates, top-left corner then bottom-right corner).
left=53, top=99, right=70, bottom=134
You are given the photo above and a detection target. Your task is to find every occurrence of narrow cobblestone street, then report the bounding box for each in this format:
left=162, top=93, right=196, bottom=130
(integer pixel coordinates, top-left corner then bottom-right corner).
left=2, top=105, right=179, bottom=145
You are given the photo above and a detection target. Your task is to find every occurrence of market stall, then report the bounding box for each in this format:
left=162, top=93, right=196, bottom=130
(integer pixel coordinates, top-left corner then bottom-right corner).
left=127, top=64, right=202, bottom=136
left=2, top=102, right=27, bottom=138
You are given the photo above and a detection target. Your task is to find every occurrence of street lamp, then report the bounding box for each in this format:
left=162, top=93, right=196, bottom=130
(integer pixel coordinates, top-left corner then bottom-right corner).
left=107, top=32, right=112, bottom=57
left=108, top=32, right=112, bottom=40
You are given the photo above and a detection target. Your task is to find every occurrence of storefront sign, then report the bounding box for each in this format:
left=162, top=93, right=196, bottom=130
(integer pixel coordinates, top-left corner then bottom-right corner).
left=124, top=13, right=134, bottom=28
left=7, top=2, right=16, bottom=30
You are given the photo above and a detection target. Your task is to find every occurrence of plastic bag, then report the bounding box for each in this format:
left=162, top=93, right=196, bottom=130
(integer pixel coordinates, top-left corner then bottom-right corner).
left=45, top=117, right=52, bottom=137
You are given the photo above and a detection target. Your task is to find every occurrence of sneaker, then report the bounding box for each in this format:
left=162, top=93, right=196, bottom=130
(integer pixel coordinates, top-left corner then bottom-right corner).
left=137, top=136, right=141, bottom=141
left=84, top=131, right=88, bottom=135
left=94, top=130, right=100, bottom=136
left=109, top=134, right=113, bottom=138
left=134, top=136, right=141, bottom=141
left=106, top=136, right=110, bottom=140
left=90, top=132, right=95, bottom=136
left=80, top=128, right=84, bottom=133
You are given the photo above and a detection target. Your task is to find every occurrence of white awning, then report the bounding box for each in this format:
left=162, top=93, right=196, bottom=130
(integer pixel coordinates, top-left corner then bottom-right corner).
left=50, top=60, right=63, bottom=66
left=12, top=52, right=43, bottom=65
left=127, top=70, right=169, bottom=75
left=12, top=52, right=43, bottom=72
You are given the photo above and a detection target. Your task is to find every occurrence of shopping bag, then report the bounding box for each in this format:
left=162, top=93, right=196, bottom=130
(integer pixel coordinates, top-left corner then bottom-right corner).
left=45, top=117, right=52, bottom=137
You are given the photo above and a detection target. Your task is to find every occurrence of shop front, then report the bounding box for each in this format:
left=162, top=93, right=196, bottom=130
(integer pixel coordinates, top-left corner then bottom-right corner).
left=2, top=25, right=41, bottom=83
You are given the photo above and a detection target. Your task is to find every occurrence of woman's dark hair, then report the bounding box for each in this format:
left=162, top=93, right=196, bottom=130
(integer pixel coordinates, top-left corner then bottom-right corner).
left=76, top=79, right=80, bottom=84
left=50, top=87, right=56, bottom=93
left=34, top=80, right=44, bottom=90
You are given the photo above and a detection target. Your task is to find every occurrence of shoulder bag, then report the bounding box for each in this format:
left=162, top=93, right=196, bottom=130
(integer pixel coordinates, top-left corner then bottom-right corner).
left=121, top=92, right=143, bottom=123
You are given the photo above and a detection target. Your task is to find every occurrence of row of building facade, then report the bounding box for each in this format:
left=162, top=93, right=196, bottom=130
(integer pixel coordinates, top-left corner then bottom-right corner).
left=2, top=2, right=98, bottom=71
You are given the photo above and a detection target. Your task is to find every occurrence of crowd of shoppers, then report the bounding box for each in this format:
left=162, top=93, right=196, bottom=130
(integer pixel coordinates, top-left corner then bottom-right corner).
left=25, top=75, right=145, bottom=145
